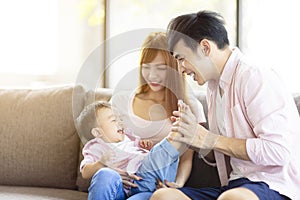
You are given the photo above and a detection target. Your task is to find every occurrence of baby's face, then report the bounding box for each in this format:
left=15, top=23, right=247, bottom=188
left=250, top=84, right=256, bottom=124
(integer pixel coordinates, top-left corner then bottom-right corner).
left=96, top=107, right=125, bottom=143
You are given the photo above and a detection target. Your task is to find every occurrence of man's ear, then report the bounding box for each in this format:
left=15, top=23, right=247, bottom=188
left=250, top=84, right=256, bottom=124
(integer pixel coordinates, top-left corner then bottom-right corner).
left=91, top=127, right=103, bottom=138
left=199, top=39, right=210, bottom=56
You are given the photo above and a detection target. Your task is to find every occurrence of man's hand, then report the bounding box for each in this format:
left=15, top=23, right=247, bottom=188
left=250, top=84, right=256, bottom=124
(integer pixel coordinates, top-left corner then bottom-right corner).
left=139, top=139, right=153, bottom=151
left=169, top=100, right=219, bottom=155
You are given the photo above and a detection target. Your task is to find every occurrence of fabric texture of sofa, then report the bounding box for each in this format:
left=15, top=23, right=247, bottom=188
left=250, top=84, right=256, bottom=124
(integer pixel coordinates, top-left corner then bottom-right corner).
left=0, top=86, right=86, bottom=199
left=0, top=85, right=299, bottom=199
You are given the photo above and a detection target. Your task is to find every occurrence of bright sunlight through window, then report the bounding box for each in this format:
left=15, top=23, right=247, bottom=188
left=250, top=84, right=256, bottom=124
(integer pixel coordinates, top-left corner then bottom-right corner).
left=0, top=0, right=58, bottom=75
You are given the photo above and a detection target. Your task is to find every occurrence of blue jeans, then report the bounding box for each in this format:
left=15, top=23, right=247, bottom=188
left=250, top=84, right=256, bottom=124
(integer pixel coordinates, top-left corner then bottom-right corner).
left=88, top=168, right=126, bottom=200
left=130, top=139, right=179, bottom=195
left=88, top=139, right=179, bottom=199
left=88, top=168, right=152, bottom=200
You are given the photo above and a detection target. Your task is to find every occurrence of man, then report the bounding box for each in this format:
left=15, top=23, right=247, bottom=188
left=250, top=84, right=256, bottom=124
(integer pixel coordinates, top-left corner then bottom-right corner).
left=151, top=10, right=300, bottom=200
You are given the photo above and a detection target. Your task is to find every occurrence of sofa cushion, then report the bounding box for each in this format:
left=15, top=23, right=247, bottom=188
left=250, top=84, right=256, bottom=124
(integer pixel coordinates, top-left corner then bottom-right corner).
left=0, top=86, right=82, bottom=189
left=0, top=186, right=88, bottom=200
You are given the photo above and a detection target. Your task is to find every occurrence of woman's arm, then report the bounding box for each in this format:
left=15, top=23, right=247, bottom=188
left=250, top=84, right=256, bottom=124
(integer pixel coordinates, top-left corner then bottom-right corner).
left=162, top=148, right=193, bottom=188
left=174, top=148, right=194, bottom=187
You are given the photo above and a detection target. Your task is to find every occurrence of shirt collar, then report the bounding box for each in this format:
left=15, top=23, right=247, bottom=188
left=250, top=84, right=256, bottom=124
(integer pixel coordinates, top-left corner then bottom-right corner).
left=218, top=47, right=242, bottom=91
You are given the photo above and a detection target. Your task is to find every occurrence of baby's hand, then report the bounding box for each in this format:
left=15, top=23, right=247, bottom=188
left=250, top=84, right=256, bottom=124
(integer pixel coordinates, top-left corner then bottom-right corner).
left=139, top=140, right=153, bottom=151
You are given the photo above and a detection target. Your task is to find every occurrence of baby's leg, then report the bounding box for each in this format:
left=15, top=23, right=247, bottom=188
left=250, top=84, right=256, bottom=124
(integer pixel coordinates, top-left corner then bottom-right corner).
left=130, top=139, right=180, bottom=195
left=167, top=132, right=189, bottom=156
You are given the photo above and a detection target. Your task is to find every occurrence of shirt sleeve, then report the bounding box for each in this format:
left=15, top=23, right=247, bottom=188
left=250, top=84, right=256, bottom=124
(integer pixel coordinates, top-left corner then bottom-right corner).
left=80, top=139, right=105, bottom=172
left=124, top=128, right=141, bottom=147
left=188, top=93, right=207, bottom=123
left=241, top=67, right=292, bottom=166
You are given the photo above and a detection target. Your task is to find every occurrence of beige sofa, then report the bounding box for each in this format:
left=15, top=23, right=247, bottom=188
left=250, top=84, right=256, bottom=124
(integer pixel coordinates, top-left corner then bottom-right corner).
left=0, top=85, right=299, bottom=199
left=0, top=86, right=94, bottom=200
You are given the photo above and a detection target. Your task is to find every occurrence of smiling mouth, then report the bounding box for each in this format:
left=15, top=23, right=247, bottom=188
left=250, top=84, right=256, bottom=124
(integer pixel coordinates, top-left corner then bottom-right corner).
left=117, top=129, right=124, bottom=134
left=149, top=82, right=161, bottom=87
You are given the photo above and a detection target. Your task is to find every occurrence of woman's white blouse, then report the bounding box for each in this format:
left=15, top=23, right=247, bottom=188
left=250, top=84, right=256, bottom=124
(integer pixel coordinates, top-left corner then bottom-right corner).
left=111, top=91, right=206, bottom=145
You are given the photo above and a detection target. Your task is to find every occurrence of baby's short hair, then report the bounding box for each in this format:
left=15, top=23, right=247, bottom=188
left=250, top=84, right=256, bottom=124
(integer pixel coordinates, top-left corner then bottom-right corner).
left=76, top=101, right=111, bottom=144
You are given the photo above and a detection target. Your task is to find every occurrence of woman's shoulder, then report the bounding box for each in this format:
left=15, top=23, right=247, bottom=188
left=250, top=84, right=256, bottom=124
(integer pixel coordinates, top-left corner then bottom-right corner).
left=110, top=90, right=134, bottom=104
left=134, top=92, right=146, bottom=100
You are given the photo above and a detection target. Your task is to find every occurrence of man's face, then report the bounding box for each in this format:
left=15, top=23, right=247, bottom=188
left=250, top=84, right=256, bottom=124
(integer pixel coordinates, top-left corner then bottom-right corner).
left=173, top=39, right=219, bottom=85
left=96, top=107, right=125, bottom=143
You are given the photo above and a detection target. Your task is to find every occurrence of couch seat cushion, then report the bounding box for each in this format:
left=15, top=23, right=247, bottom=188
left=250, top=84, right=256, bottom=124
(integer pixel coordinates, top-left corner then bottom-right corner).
left=0, top=186, right=87, bottom=200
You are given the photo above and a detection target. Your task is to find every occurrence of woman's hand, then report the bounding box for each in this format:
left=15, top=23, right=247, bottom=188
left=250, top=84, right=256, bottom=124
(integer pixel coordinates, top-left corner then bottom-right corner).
left=169, top=100, right=219, bottom=155
left=155, top=178, right=182, bottom=189
left=164, top=180, right=182, bottom=188
left=110, top=165, right=142, bottom=190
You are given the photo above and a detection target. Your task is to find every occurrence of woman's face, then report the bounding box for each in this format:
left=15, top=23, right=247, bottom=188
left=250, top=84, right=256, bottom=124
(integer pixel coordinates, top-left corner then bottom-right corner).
left=141, top=52, right=167, bottom=92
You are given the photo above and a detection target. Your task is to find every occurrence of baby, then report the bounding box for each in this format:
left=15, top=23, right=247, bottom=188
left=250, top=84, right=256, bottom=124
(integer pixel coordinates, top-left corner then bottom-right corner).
left=76, top=100, right=190, bottom=197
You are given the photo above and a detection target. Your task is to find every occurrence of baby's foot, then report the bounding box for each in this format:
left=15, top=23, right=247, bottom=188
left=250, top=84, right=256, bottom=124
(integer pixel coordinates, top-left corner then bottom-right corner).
left=167, top=131, right=181, bottom=142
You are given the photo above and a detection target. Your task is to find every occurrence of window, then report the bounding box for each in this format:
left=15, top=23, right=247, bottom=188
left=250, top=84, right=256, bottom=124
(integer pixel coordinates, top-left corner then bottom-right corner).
left=2, top=0, right=298, bottom=93
left=239, top=0, right=300, bottom=93
left=105, top=0, right=237, bottom=91
left=0, top=0, right=104, bottom=88
left=0, top=1, right=58, bottom=75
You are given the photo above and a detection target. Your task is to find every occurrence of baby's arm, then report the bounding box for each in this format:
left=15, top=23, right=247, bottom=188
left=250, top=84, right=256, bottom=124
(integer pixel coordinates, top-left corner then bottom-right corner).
left=81, top=150, right=115, bottom=179
left=81, top=161, right=105, bottom=179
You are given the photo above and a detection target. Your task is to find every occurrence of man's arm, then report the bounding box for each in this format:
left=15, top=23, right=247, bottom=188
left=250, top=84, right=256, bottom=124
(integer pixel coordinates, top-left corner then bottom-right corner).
left=214, top=135, right=250, bottom=161
left=170, top=102, right=251, bottom=161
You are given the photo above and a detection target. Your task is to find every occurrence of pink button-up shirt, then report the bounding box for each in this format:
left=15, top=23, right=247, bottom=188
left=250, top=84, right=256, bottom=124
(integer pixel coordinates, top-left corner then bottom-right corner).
left=207, top=48, right=300, bottom=200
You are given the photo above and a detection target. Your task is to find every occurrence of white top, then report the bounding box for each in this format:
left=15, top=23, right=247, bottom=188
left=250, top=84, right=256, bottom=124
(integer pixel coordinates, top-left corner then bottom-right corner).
left=216, top=86, right=226, bottom=135
left=216, top=85, right=243, bottom=181
left=111, top=90, right=206, bottom=145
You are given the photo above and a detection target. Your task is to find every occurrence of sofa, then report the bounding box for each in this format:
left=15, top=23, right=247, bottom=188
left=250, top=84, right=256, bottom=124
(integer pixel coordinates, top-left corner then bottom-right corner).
left=0, top=85, right=299, bottom=199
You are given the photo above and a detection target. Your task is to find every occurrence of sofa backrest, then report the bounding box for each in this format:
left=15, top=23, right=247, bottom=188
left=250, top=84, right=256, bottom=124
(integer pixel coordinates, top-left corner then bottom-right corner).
left=1, top=85, right=299, bottom=192
left=0, top=86, right=84, bottom=190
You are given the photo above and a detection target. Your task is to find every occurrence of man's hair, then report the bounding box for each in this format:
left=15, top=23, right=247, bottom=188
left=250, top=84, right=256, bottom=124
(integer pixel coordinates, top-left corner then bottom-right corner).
left=76, top=101, right=111, bottom=144
left=167, top=10, right=229, bottom=53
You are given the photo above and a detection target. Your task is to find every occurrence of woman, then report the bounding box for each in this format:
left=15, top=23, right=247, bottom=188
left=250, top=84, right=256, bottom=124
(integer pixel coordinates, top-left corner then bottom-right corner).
left=88, top=32, right=206, bottom=200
